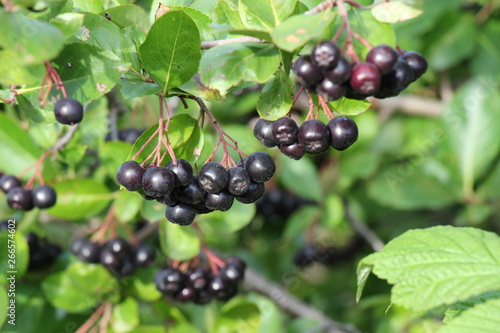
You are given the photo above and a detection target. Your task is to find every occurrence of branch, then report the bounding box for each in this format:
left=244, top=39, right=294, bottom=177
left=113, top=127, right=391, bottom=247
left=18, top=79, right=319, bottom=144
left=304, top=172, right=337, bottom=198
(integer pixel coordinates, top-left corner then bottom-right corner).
left=52, top=123, right=79, bottom=152
left=201, top=37, right=265, bottom=49
left=342, top=198, right=384, bottom=252
left=243, top=268, right=360, bottom=333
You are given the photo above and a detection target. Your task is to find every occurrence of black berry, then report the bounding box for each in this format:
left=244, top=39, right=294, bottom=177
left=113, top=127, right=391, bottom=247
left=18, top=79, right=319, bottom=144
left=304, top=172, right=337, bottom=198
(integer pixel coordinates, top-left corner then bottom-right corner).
left=235, top=182, right=265, bottom=204
left=116, top=161, right=145, bottom=192
left=54, top=98, right=84, bottom=125
left=380, top=59, right=413, bottom=91
left=142, top=167, right=175, bottom=197
left=154, top=268, right=186, bottom=295
left=366, top=45, right=399, bottom=74
left=324, top=56, right=352, bottom=83
left=175, top=175, right=206, bottom=205
left=327, top=116, right=358, bottom=151
left=279, top=142, right=305, bottom=160
left=104, top=237, right=130, bottom=259
left=317, top=78, right=346, bottom=101
left=311, top=40, right=341, bottom=69
left=99, top=247, right=123, bottom=271
left=401, top=51, right=427, bottom=80
left=198, top=162, right=229, bottom=194
left=7, top=187, right=33, bottom=211
left=165, top=203, right=197, bottom=226
left=205, top=190, right=234, bottom=211
left=293, top=55, right=323, bottom=89
left=166, top=159, right=193, bottom=187
left=272, top=117, right=298, bottom=145
left=0, top=175, right=22, bottom=194
left=227, top=167, right=251, bottom=196
left=350, top=62, right=381, bottom=95
left=77, top=240, right=101, bottom=263
left=245, top=151, right=276, bottom=183
left=31, top=185, right=57, bottom=209
left=135, top=243, right=156, bottom=267
left=297, top=120, right=330, bottom=154
left=253, top=118, right=277, bottom=148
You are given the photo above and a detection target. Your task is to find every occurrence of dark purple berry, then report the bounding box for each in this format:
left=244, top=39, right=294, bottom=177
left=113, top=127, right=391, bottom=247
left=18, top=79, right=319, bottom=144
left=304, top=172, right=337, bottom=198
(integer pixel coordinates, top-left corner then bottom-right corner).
left=381, top=59, right=413, bottom=91
left=401, top=51, right=427, bottom=80
left=32, top=185, right=57, bottom=209
left=366, top=45, right=399, bottom=74
left=166, top=159, right=193, bottom=187
left=279, top=142, right=305, bottom=160
left=317, top=78, right=346, bottom=101
left=54, top=98, right=84, bottom=125
left=198, top=162, right=229, bottom=193
left=70, top=238, right=86, bottom=255
left=350, top=62, right=381, bottom=95
left=154, top=268, right=186, bottom=295
left=77, top=240, right=101, bottom=263
left=0, top=175, right=22, bottom=194
left=297, top=120, right=330, bottom=154
left=293, top=55, right=323, bottom=89
left=104, top=237, right=130, bottom=259
left=245, top=151, right=276, bottom=183
left=324, top=56, right=352, bottom=83
left=227, top=167, right=251, bottom=196
left=191, top=202, right=214, bottom=215
left=187, top=267, right=210, bottom=290
left=175, top=286, right=196, bottom=302
left=135, top=244, right=155, bottom=267
left=156, top=192, right=178, bottom=206
left=7, top=187, right=33, bottom=211
left=142, top=167, right=175, bottom=197
left=119, top=258, right=136, bottom=277
left=99, top=247, right=123, bottom=271
left=175, top=175, right=206, bottom=205
left=206, top=190, right=234, bottom=211
left=220, top=262, right=245, bottom=282
left=253, top=118, right=277, bottom=148
left=116, top=161, right=145, bottom=192
left=271, top=117, right=298, bottom=145
left=165, top=203, right=197, bottom=226
left=235, top=182, right=265, bottom=204
left=327, top=116, right=358, bottom=151
left=311, top=40, right=341, bottom=69
left=226, top=256, right=247, bottom=270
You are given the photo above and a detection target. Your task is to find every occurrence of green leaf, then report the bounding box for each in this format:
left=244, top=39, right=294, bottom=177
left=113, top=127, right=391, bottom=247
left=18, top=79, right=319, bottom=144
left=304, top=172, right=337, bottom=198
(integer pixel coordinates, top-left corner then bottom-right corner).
left=438, top=298, right=500, bottom=333
left=328, top=97, right=371, bottom=116
left=112, top=297, right=139, bottom=333
left=0, top=230, right=29, bottom=281
left=159, top=221, right=200, bottom=261
left=271, top=10, right=336, bottom=52
left=0, top=114, right=47, bottom=181
left=256, top=69, right=295, bottom=120
left=177, top=74, right=223, bottom=102
left=214, top=299, right=261, bottom=332
left=50, top=13, right=85, bottom=40
left=198, top=201, right=256, bottom=233
left=100, top=141, right=133, bottom=181
left=199, top=42, right=280, bottom=96
left=119, top=78, right=162, bottom=99
left=127, top=114, right=199, bottom=164
left=471, top=20, right=500, bottom=80
left=239, top=0, right=297, bottom=28
left=99, top=4, right=149, bottom=31
left=20, top=43, right=130, bottom=106
left=42, top=262, right=120, bottom=313
left=371, top=0, right=424, bottom=23
left=279, top=154, right=322, bottom=201
left=247, top=293, right=283, bottom=333
left=0, top=9, right=65, bottom=85
left=47, top=179, right=114, bottom=220
left=141, top=200, right=167, bottom=222
left=17, top=95, right=56, bottom=124
left=0, top=287, right=7, bottom=328
left=213, top=0, right=246, bottom=30
left=139, top=10, right=201, bottom=91
left=115, top=190, right=142, bottom=223
left=443, top=290, right=500, bottom=324
left=124, top=268, right=163, bottom=302
left=357, top=226, right=500, bottom=312
left=441, top=78, right=500, bottom=199
left=73, top=0, right=103, bottom=13
left=170, top=6, right=216, bottom=41
left=172, top=124, right=204, bottom=164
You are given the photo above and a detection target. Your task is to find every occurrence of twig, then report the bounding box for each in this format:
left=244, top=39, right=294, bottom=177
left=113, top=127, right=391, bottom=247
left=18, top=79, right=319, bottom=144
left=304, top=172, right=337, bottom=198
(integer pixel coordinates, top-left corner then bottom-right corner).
left=75, top=304, right=106, bottom=333
left=201, top=37, right=265, bottom=49
left=342, top=198, right=384, bottom=252
left=136, top=221, right=159, bottom=241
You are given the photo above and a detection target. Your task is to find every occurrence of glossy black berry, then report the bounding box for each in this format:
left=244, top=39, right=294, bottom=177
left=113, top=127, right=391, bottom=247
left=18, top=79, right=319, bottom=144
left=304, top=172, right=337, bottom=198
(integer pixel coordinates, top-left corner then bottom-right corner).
left=350, top=62, right=381, bottom=95
left=154, top=268, right=186, bottom=295
left=156, top=192, right=178, bottom=207
left=366, top=44, right=399, bottom=74
left=187, top=267, right=210, bottom=290
left=7, top=187, right=33, bottom=211
left=381, top=59, right=413, bottom=91
left=54, top=98, right=84, bottom=125
left=226, top=256, right=247, bottom=271
left=227, top=167, right=251, bottom=196
left=279, top=142, right=305, bottom=160
left=401, top=51, right=427, bottom=80
left=235, top=182, right=265, bottom=204
left=206, top=190, right=234, bottom=211
left=70, top=238, right=86, bottom=255
left=327, top=116, right=359, bottom=151
left=271, top=117, right=298, bottom=145
left=135, top=244, right=156, bottom=267
left=77, top=240, right=101, bottom=263
left=297, top=120, right=330, bottom=154
left=191, top=202, right=214, bottom=215
left=317, top=78, right=346, bottom=101
left=119, top=258, right=136, bottom=277
left=166, top=159, right=193, bottom=187
left=293, top=55, right=323, bottom=89
left=31, top=185, right=57, bottom=209
left=253, top=118, right=277, bottom=148
left=210, top=276, right=238, bottom=301
left=198, top=162, right=229, bottom=194
left=220, top=262, right=245, bottom=282
left=116, top=161, right=145, bottom=192
left=0, top=175, right=22, bottom=194
left=104, top=237, right=130, bottom=259
left=25, top=232, right=40, bottom=252
left=245, top=151, right=276, bottom=183
left=165, top=203, right=197, bottom=226
left=175, top=286, right=196, bottom=302
left=142, top=167, right=175, bottom=197
left=311, top=40, right=341, bottom=69
left=175, top=175, right=206, bottom=205
left=99, top=247, right=123, bottom=270
left=324, top=56, right=352, bottom=83
left=194, top=289, right=213, bottom=305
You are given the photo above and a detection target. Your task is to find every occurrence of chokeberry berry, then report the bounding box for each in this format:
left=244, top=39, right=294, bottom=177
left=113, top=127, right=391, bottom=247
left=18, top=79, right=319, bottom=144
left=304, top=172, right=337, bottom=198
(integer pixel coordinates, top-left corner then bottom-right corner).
left=7, top=187, right=33, bottom=211
left=327, top=116, right=358, bottom=151
left=0, top=175, right=22, bottom=194
left=245, top=151, right=276, bottom=183
left=135, top=243, right=156, bottom=267
left=205, top=190, right=234, bottom=211
left=166, top=159, right=193, bottom=187
left=70, top=238, right=86, bottom=255
left=317, top=79, right=347, bottom=101
left=227, top=167, right=251, bottom=196
left=77, top=240, right=101, bottom=263
left=220, top=262, right=245, bottom=282
left=154, top=268, right=186, bottom=295
left=99, top=247, right=123, bottom=271
left=156, top=192, right=178, bottom=206
left=324, top=56, right=352, bottom=83
left=311, top=40, right=341, bottom=69
left=116, top=161, right=145, bottom=191
left=235, top=182, right=265, bottom=204
left=175, top=286, right=196, bottom=302
left=279, top=142, right=305, bottom=160
left=142, top=167, right=175, bottom=197
left=381, top=59, right=413, bottom=91
left=272, top=117, right=298, bottom=145
left=119, top=258, right=136, bottom=277
left=401, top=51, right=427, bottom=80
left=32, top=185, right=57, bottom=209
left=226, top=256, right=247, bottom=271
left=198, top=162, right=229, bottom=194
left=54, top=98, right=84, bottom=125
left=293, top=55, right=323, bottom=89
left=366, top=44, right=399, bottom=74
left=350, top=62, right=381, bottom=95
left=175, top=175, right=206, bottom=205
left=297, top=120, right=330, bottom=154
left=165, top=203, right=197, bottom=226
left=253, top=118, right=277, bottom=148
left=191, top=202, right=214, bottom=215
left=187, top=267, right=210, bottom=290
left=25, top=232, right=40, bottom=252
left=104, top=237, right=130, bottom=259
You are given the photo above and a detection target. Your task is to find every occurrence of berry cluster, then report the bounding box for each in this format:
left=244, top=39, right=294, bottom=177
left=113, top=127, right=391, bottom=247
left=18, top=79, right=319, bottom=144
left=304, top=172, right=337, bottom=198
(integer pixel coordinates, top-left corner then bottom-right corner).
left=105, top=128, right=145, bottom=144
left=254, top=116, right=358, bottom=159
left=70, top=237, right=155, bottom=277
left=25, top=232, right=62, bottom=270
left=293, top=41, right=427, bottom=101
left=116, top=152, right=276, bottom=226
left=154, top=257, right=246, bottom=304
left=0, top=174, right=57, bottom=211
left=293, top=240, right=363, bottom=268
left=54, top=97, right=84, bottom=125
